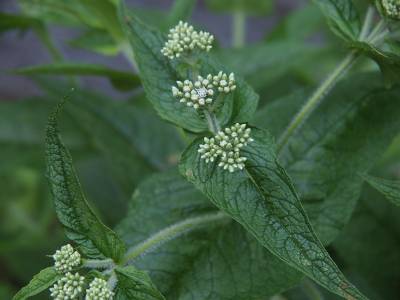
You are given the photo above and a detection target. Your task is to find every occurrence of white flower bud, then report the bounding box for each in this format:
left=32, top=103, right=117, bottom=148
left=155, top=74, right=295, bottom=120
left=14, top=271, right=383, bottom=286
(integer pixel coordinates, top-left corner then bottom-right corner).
left=53, top=244, right=81, bottom=274
left=85, top=278, right=114, bottom=300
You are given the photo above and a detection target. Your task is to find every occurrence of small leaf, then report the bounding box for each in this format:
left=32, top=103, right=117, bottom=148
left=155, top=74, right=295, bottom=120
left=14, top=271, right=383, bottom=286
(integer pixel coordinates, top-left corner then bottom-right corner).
left=83, top=270, right=109, bottom=286
left=359, top=173, right=400, bottom=206
left=45, top=90, right=125, bottom=262
left=117, top=3, right=258, bottom=133
left=348, top=41, right=400, bottom=88
left=179, top=127, right=368, bottom=300
left=68, top=29, right=121, bottom=56
left=7, top=63, right=140, bottom=92
left=114, top=267, right=165, bottom=300
left=311, top=0, right=361, bottom=41
left=12, top=266, right=62, bottom=300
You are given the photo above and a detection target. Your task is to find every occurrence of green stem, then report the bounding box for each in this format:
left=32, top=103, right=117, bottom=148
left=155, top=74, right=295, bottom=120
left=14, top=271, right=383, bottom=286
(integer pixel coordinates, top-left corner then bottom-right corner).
left=211, top=94, right=223, bottom=112
left=120, top=212, right=228, bottom=266
left=302, top=278, right=323, bottom=300
left=275, top=8, right=379, bottom=155
left=367, top=19, right=386, bottom=42
left=176, top=126, right=191, bottom=145
left=204, top=108, right=221, bottom=134
left=107, top=271, right=117, bottom=291
left=233, top=11, right=246, bottom=48
left=358, top=5, right=375, bottom=41
left=275, top=51, right=358, bottom=155
left=84, top=258, right=115, bottom=268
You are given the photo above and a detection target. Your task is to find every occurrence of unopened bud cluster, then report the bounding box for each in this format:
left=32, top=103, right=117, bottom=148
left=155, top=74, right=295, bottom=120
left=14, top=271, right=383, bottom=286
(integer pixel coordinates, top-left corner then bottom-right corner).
left=85, top=278, right=114, bottom=300
left=198, top=123, right=254, bottom=172
left=382, top=0, right=400, bottom=17
left=53, top=244, right=81, bottom=274
left=50, top=272, right=84, bottom=300
left=161, top=21, right=214, bottom=59
left=172, top=73, right=235, bottom=110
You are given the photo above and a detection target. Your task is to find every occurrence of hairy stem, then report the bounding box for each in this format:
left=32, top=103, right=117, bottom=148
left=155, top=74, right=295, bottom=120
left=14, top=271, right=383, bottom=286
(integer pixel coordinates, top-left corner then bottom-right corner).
left=233, top=11, right=246, bottom=48
left=302, top=277, right=323, bottom=300
left=367, top=19, right=386, bottom=42
left=358, top=5, right=375, bottom=41
left=275, top=8, right=380, bottom=155
left=275, top=50, right=357, bottom=154
left=120, top=212, right=228, bottom=266
left=84, top=258, right=115, bottom=268
left=107, top=271, right=117, bottom=291
left=204, top=108, right=221, bottom=134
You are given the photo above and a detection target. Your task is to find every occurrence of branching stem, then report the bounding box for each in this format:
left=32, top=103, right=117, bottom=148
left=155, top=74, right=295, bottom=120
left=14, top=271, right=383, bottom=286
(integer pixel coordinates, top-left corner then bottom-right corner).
left=119, top=212, right=228, bottom=266
left=275, top=9, right=385, bottom=155
left=204, top=108, right=221, bottom=134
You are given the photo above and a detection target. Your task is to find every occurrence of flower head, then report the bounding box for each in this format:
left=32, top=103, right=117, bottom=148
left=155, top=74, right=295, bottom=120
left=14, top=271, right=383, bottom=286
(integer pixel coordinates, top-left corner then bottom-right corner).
left=50, top=272, right=84, bottom=300
left=161, top=21, right=214, bottom=59
left=382, top=0, right=400, bottom=18
left=53, top=244, right=81, bottom=274
left=85, top=278, right=114, bottom=300
left=172, top=72, right=235, bottom=110
left=198, top=123, right=254, bottom=172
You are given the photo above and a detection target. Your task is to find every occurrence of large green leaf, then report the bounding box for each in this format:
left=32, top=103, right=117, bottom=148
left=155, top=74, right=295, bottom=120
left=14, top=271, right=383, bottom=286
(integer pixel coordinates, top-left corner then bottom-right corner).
left=7, top=63, right=140, bottom=92
left=45, top=90, right=125, bottom=262
left=114, top=267, right=165, bottom=300
left=332, top=183, right=400, bottom=299
left=179, top=127, right=368, bottom=300
left=117, top=2, right=258, bottom=133
left=311, top=0, right=361, bottom=41
left=252, top=73, right=400, bottom=245
left=348, top=41, right=400, bottom=88
left=359, top=173, right=400, bottom=206
left=115, top=170, right=303, bottom=300
left=12, top=267, right=62, bottom=300
left=35, top=77, right=184, bottom=189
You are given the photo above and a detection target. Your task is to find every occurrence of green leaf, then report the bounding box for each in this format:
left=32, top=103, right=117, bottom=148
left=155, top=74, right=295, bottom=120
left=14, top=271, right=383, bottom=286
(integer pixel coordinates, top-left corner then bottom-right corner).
left=252, top=73, right=400, bottom=245
left=311, top=0, right=361, bottom=41
left=68, top=29, right=121, bottom=56
left=348, top=41, right=400, bottom=88
left=45, top=90, right=125, bottom=262
left=206, top=0, right=274, bottom=16
left=114, top=267, right=165, bottom=300
left=214, top=42, right=324, bottom=91
left=0, top=12, right=42, bottom=34
left=116, top=170, right=303, bottom=299
left=179, top=127, right=368, bottom=300
left=359, top=173, right=400, bottom=206
left=332, top=183, right=400, bottom=299
left=7, top=63, right=140, bottom=92
left=12, top=266, right=62, bottom=300
left=162, top=0, right=197, bottom=32
left=117, top=3, right=258, bottom=133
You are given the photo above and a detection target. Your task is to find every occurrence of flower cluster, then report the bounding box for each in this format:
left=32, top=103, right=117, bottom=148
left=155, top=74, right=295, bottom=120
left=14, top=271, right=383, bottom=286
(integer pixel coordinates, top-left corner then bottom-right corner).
left=161, top=21, right=214, bottom=59
left=50, top=272, right=84, bottom=300
left=53, top=244, right=81, bottom=274
left=382, top=0, right=400, bottom=18
left=198, top=123, right=254, bottom=172
left=172, top=73, right=235, bottom=110
left=85, top=278, right=114, bottom=300
left=212, top=71, right=236, bottom=94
